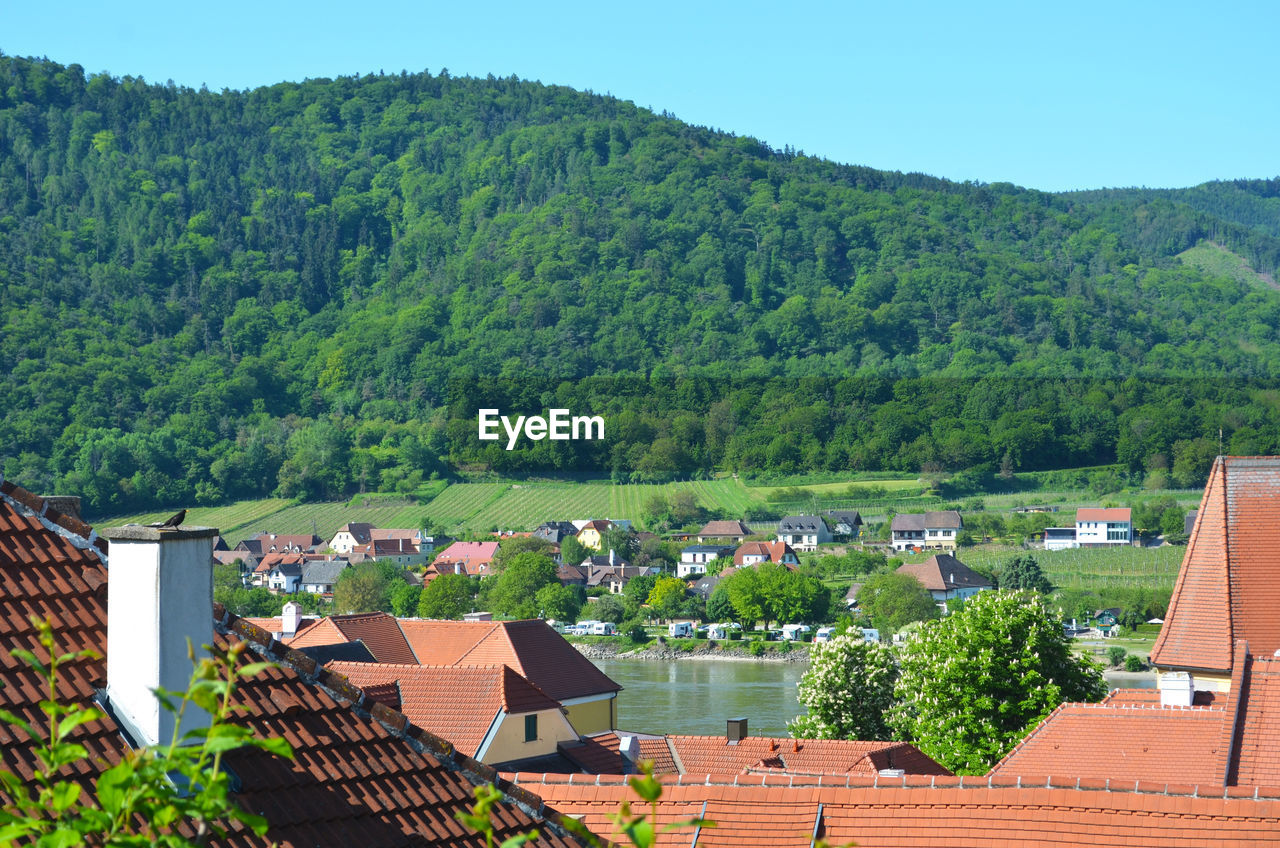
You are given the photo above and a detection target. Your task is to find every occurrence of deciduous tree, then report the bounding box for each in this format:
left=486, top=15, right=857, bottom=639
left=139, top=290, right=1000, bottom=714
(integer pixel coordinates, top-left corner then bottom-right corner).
left=788, top=635, right=896, bottom=740
left=890, top=590, right=1106, bottom=774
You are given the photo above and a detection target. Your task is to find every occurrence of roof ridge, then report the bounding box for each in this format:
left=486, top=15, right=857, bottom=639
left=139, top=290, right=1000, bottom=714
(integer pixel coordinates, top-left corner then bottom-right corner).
left=0, top=478, right=108, bottom=561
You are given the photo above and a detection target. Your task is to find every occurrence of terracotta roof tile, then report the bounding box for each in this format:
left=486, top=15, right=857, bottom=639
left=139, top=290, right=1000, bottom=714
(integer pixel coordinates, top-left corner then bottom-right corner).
left=988, top=700, right=1229, bottom=784
left=1231, top=655, right=1280, bottom=786
left=399, top=619, right=621, bottom=702
left=665, top=735, right=949, bottom=777
left=1076, top=508, right=1133, bottom=522
left=698, top=520, right=753, bottom=537
left=511, top=772, right=1280, bottom=847
left=1152, top=456, right=1280, bottom=673
left=0, top=480, right=586, bottom=847
left=289, top=612, right=417, bottom=664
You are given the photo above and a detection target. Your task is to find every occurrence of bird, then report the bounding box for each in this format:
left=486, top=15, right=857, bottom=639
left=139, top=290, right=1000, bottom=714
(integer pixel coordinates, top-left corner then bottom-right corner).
left=152, top=509, right=186, bottom=529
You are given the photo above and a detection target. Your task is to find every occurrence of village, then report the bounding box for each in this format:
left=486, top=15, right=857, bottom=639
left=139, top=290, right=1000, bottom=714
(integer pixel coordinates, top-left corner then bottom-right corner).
left=4, top=456, right=1277, bottom=845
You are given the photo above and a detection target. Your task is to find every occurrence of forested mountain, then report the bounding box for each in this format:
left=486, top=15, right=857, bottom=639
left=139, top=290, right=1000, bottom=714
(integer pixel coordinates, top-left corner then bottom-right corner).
left=3, top=54, right=1280, bottom=515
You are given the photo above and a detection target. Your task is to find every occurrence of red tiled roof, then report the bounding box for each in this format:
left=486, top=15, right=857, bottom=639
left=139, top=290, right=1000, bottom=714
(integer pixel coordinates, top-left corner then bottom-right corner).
left=399, top=619, right=621, bottom=702
left=508, top=772, right=1280, bottom=848
left=665, top=735, right=949, bottom=777
left=289, top=611, right=417, bottom=664
left=240, top=614, right=318, bottom=634
left=732, top=541, right=796, bottom=566
left=988, top=701, right=1230, bottom=784
left=1230, top=654, right=1280, bottom=786
left=1076, top=508, right=1132, bottom=522
left=0, top=479, right=585, bottom=847
left=634, top=736, right=680, bottom=775
left=1152, top=456, right=1280, bottom=673
left=895, top=554, right=991, bottom=592
left=557, top=732, right=629, bottom=774
left=432, top=541, right=500, bottom=575
left=327, top=662, right=559, bottom=757
left=699, top=520, right=752, bottom=537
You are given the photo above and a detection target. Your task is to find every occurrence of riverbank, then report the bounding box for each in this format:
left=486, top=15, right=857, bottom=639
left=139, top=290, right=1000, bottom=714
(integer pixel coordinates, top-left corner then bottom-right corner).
left=571, top=638, right=811, bottom=663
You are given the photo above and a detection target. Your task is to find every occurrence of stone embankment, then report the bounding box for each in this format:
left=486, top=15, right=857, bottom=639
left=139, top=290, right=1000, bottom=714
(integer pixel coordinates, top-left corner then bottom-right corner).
left=571, top=638, right=810, bottom=663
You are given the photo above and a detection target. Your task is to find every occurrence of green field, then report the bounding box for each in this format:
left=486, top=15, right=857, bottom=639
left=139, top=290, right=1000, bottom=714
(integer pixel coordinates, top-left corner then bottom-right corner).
left=902, top=544, right=1185, bottom=592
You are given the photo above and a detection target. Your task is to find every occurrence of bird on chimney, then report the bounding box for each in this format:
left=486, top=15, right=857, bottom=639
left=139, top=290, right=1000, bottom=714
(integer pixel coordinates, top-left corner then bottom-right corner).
left=151, top=509, right=186, bottom=529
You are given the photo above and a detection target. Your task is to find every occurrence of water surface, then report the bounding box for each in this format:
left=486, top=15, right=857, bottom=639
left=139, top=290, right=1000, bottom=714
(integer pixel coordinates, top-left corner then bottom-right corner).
left=591, top=658, right=807, bottom=737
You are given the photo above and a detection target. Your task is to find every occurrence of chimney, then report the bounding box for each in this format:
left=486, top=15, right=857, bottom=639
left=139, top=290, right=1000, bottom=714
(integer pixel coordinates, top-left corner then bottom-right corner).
left=40, top=495, right=82, bottom=521
left=618, top=734, right=638, bottom=762
left=281, top=601, right=301, bottom=638
left=609, top=548, right=616, bottom=566
left=103, top=524, right=218, bottom=747
left=726, top=717, right=748, bottom=743
left=1158, top=671, right=1195, bottom=707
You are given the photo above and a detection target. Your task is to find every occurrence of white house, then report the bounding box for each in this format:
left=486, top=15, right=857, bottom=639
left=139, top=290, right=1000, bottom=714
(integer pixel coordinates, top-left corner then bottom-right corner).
left=895, top=554, right=992, bottom=613
left=890, top=511, right=963, bottom=552
left=776, top=515, right=832, bottom=551
left=677, top=544, right=733, bottom=578
left=1043, top=527, right=1079, bottom=551
left=1075, top=508, right=1132, bottom=546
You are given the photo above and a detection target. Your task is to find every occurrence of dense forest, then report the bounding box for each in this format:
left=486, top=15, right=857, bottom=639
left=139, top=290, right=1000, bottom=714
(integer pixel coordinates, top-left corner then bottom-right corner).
left=3, top=53, right=1280, bottom=515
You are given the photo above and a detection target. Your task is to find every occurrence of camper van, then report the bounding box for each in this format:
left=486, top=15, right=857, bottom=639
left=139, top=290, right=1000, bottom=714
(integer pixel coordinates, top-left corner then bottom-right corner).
left=781, top=624, right=812, bottom=641
left=668, top=621, right=695, bottom=638
left=590, top=621, right=618, bottom=636
left=814, top=626, right=835, bottom=643
left=861, top=628, right=881, bottom=643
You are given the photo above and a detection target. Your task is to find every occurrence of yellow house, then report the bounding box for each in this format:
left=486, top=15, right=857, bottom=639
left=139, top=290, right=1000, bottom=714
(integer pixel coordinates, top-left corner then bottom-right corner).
left=328, top=662, right=579, bottom=767
left=576, top=519, right=613, bottom=552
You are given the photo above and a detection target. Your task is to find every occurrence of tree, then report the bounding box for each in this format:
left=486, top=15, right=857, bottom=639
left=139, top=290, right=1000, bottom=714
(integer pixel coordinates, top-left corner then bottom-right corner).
left=389, top=581, right=423, bottom=618
left=890, top=590, right=1106, bottom=774
left=646, top=576, right=689, bottom=622
left=998, top=554, right=1052, bottom=593
left=593, top=593, right=626, bottom=623
left=534, top=582, right=581, bottom=623
left=559, top=535, right=587, bottom=567
left=856, top=572, right=939, bottom=635
left=622, top=573, right=659, bottom=619
left=417, top=573, right=474, bottom=619
left=601, top=526, right=640, bottom=560
left=706, top=587, right=735, bottom=623
left=332, top=562, right=401, bottom=614
left=487, top=552, right=559, bottom=620
left=788, top=635, right=897, bottom=740
left=492, top=535, right=555, bottom=570
left=720, top=567, right=766, bottom=628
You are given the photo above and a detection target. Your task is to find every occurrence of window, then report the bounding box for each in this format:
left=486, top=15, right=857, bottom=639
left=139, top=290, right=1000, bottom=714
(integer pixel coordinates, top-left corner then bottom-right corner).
left=524, top=714, right=538, bottom=742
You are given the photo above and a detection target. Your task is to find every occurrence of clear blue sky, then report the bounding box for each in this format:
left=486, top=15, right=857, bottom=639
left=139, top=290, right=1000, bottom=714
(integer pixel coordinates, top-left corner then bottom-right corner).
left=5, top=1, right=1276, bottom=192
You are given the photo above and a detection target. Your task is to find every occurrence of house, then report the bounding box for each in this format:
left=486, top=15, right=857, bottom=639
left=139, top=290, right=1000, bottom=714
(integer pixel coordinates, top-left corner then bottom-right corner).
left=584, top=557, right=652, bottom=594
left=895, top=553, right=992, bottom=612
left=241, top=601, right=316, bottom=641
left=265, top=555, right=304, bottom=593
left=534, top=521, right=580, bottom=545
left=397, top=619, right=623, bottom=735
left=1151, top=456, right=1280, bottom=691
left=697, top=519, right=753, bottom=545
left=299, top=558, right=348, bottom=595
left=353, top=536, right=431, bottom=567
left=430, top=540, right=500, bottom=576
left=0, top=479, right=586, bottom=847
left=575, top=519, right=613, bottom=551
left=1043, top=526, right=1079, bottom=550
left=328, top=521, right=375, bottom=553
left=234, top=531, right=323, bottom=556
left=328, top=662, right=579, bottom=767
left=890, top=510, right=963, bottom=551
left=776, top=515, right=832, bottom=551
left=1075, top=507, right=1132, bottom=546
left=825, top=510, right=863, bottom=540
left=689, top=573, right=723, bottom=600
left=732, top=540, right=799, bottom=567
left=677, top=544, right=733, bottom=578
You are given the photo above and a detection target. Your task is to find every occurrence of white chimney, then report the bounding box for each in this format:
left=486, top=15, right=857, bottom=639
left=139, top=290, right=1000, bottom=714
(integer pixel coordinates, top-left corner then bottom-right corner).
left=103, top=524, right=217, bottom=747
left=618, top=734, right=638, bottom=762
left=281, top=601, right=301, bottom=638
left=1158, top=671, right=1195, bottom=707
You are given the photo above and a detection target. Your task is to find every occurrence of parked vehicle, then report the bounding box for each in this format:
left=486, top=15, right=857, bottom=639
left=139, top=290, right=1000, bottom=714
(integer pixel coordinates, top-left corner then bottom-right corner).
left=781, top=624, right=812, bottom=641
left=814, top=626, right=835, bottom=643
left=545, top=620, right=566, bottom=634
left=861, top=628, right=881, bottom=643
left=590, top=621, right=618, bottom=636
left=669, top=621, right=694, bottom=638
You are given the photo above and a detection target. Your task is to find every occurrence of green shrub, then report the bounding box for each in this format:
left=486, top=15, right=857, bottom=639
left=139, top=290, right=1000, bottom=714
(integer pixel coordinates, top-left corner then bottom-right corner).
left=779, top=640, right=793, bottom=653
left=1124, top=654, right=1145, bottom=672
left=1107, top=646, right=1127, bottom=667
left=627, top=624, right=649, bottom=643
left=748, top=640, right=766, bottom=657
left=727, top=631, right=742, bottom=641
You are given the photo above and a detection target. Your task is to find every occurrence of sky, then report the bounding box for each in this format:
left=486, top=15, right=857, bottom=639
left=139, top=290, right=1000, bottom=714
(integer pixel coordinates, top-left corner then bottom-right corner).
left=4, top=0, right=1276, bottom=192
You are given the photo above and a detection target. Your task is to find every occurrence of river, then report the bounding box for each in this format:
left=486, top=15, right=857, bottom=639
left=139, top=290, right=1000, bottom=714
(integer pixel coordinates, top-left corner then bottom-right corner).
left=591, top=657, right=808, bottom=737
left=590, top=658, right=1157, bottom=738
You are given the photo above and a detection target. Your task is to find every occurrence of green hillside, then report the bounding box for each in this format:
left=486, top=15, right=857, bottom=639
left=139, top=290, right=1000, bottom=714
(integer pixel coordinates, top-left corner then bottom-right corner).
left=4, top=54, right=1280, bottom=518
